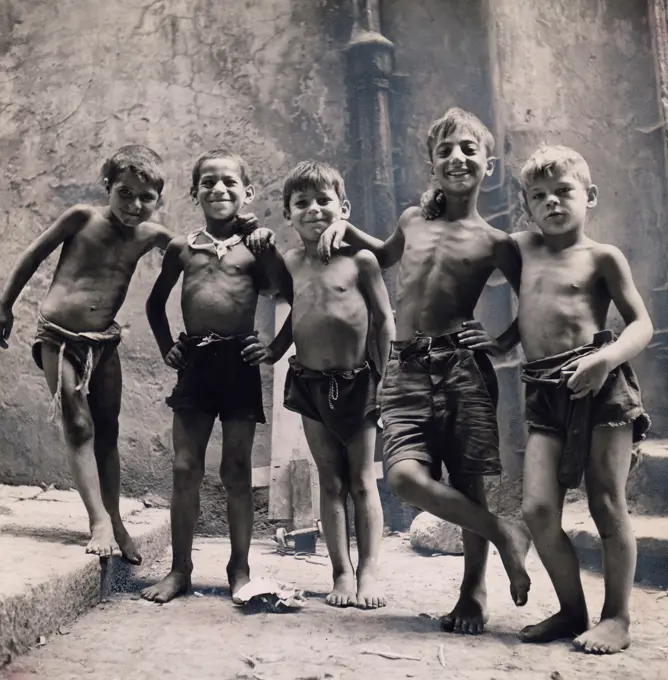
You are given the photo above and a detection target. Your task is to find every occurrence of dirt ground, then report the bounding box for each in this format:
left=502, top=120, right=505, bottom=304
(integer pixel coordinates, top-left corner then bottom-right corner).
left=2, top=535, right=667, bottom=680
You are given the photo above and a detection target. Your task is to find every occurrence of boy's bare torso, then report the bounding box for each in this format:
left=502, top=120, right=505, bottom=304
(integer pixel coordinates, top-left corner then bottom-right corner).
left=286, top=247, right=370, bottom=372
left=516, top=232, right=611, bottom=362
left=41, top=207, right=168, bottom=332
left=176, top=232, right=265, bottom=336
left=395, top=207, right=510, bottom=341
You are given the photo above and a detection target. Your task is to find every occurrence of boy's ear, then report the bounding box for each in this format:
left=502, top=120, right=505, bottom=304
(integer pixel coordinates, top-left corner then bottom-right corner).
left=189, top=186, right=199, bottom=204
left=587, top=184, right=598, bottom=209
left=103, top=178, right=110, bottom=194
left=485, top=157, right=498, bottom=177
left=341, top=200, right=351, bottom=219
left=244, top=184, right=256, bottom=204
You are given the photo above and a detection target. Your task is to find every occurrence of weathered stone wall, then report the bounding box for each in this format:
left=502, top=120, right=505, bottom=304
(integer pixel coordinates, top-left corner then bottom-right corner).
left=0, top=0, right=666, bottom=531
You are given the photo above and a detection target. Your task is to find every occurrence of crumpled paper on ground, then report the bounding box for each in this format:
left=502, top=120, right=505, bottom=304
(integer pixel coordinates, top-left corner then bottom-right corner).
left=233, top=577, right=307, bottom=610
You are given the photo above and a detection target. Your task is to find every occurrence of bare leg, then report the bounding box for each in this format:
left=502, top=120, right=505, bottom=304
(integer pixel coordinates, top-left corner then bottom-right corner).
left=41, top=346, right=118, bottom=558
left=520, top=430, right=588, bottom=643
left=346, top=420, right=385, bottom=609
left=440, top=473, right=489, bottom=635
left=87, top=348, right=140, bottom=564
left=220, top=419, right=256, bottom=603
left=302, top=417, right=356, bottom=607
left=141, top=409, right=214, bottom=603
left=574, top=424, right=635, bottom=654
left=388, top=460, right=531, bottom=606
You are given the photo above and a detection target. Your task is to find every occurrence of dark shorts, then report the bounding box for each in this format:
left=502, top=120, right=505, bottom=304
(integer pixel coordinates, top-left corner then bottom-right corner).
left=283, top=356, right=379, bottom=445
left=381, top=332, right=501, bottom=480
left=166, top=332, right=265, bottom=423
left=523, top=332, right=650, bottom=443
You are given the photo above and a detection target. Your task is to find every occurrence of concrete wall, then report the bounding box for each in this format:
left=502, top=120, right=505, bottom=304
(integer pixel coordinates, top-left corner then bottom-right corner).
left=0, top=0, right=665, bottom=529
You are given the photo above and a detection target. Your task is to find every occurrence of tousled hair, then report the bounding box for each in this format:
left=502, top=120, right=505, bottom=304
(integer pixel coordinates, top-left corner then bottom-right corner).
left=520, top=145, right=592, bottom=191
left=283, top=160, right=347, bottom=215
left=100, top=145, right=165, bottom=194
left=426, top=108, right=495, bottom=161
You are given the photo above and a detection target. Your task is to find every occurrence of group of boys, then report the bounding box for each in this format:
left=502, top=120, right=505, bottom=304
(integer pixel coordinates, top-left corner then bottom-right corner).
left=0, top=107, right=653, bottom=656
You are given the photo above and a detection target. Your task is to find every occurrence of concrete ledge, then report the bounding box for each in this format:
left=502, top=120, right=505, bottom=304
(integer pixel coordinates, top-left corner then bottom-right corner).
left=563, top=499, right=668, bottom=589
left=0, top=485, right=170, bottom=668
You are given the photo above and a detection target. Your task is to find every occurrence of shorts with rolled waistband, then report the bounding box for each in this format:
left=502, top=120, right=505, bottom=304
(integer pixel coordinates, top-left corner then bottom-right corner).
left=283, top=356, right=379, bottom=445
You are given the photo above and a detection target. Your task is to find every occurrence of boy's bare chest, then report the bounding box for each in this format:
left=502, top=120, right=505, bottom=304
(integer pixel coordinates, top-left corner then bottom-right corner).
left=290, top=259, right=359, bottom=302
left=66, top=229, right=148, bottom=276
left=522, top=252, right=599, bottom=297
left=183, top=245, right=255, bottom=281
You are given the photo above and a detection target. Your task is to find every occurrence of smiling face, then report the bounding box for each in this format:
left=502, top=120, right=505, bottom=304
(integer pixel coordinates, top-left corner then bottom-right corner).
left=525, top=171, right=597, bottom=236
left=194, top=158, right=253, bottom=222
left=431, top=126, right=490, bottom=196
left=107, top=170, right=160, bottom=227
left=287, top=185, right=350, bottom=243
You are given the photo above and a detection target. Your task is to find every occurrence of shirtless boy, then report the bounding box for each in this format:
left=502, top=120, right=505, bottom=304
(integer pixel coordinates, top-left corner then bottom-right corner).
left=318, top=108, right=532, bottom=633
left=141, top=150, right=286, bottom=604
left=514, top=145, right=652, bottom=654
left=0, top=145, right=174, bottom=562
left=251, top=161, right=394, bottom=608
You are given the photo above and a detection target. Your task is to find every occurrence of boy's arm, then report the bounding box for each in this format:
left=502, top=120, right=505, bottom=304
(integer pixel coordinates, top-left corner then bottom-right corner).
left=0, top=206, right=92, bottom=346
left=318, top=213, right=406, bottom=270
left=356, top=250, right=395, bottom=377
left=147, top=223, right=176, bottom=252
left=597, top=245, right=654, bottom=368
left=145, top=238, right=185, bottom=364
left=459, top=234, right=523, bottom=355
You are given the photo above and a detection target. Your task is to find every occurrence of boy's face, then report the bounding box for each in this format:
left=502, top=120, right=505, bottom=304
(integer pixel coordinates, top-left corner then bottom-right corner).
left=287, top=186, right=350, bottom=242
left=525, top=171, right=597, bottom=236
left=431, top=127, right=489, bottom=195
left=196, top=158, right=253, bottom=221
left=108, top=170, right=160, bottom=227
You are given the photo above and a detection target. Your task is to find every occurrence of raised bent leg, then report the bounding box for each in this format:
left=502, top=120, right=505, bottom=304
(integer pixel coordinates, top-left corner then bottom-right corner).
left=520, top=430, right=588, bottom=643
left=440, top=473, right=489, bottom=634
left=141, top=409, right=214, bottom=603
left=41, top=345, right=117, bottom=558
left=387, top=459, right=531, bottom=608
left=302, top=416, right=356, bottom=607
left=220, top=419, right=256, bottom=603
left=574, top=424, right=635, bottom=654
left=87, top=348, right=140, bottom=564
left=346, top=421, right=385, bottom=609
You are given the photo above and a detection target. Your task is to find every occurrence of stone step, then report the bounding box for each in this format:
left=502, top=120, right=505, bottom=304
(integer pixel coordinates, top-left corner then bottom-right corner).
left=627, top=438, right=668, bottom=515
left=0, top=485, right=171, bottom=668
left=563, top=499, right=668, bottom=589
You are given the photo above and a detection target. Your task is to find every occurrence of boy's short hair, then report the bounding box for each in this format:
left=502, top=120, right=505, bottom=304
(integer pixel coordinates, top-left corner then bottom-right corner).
left=191, top=150, right=251, bottom=192
left=100, top=145, right=165, bottom=195
left=426, top=108, right=495, bottom=160
left=520, top=145, right=592, bottom=190
left=283, top=161, right=347, bottom=215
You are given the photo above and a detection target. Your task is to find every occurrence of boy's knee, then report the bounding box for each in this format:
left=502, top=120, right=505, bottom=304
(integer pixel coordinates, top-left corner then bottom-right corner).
left=63, top=411, right=94, bottom=448
left=93, top=415, right=120, bottom=444
left=588, top=492, right=625, bottom=538
left=173, top=454, right=204, bottom=489
left=349, top=474, right=378, bottom=502
left=387, top=462, right=420, bottom=501
left=220, top=458, right=252, bottom=495
left=522, top=497, right=558, bottom=530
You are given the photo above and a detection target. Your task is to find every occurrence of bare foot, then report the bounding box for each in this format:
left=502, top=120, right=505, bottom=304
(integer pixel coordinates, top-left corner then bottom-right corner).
left=86, top=521, right=122, bottom=559
left=573, top=617, right=631, bottom=654
left=498, top=521, right=532, bottom=606
left=440, top=589, right=488, bottom=635
left=326, top=573, right=356, bottom=608
left=356, top=568, right=386, bottom=609
left=112, top=520, right=142, bottom=565
left=141, top=570, right=191, bottom=603
left=520, top=610, right=589, bottom=643
left=227, top=562, right=251, bottom=604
